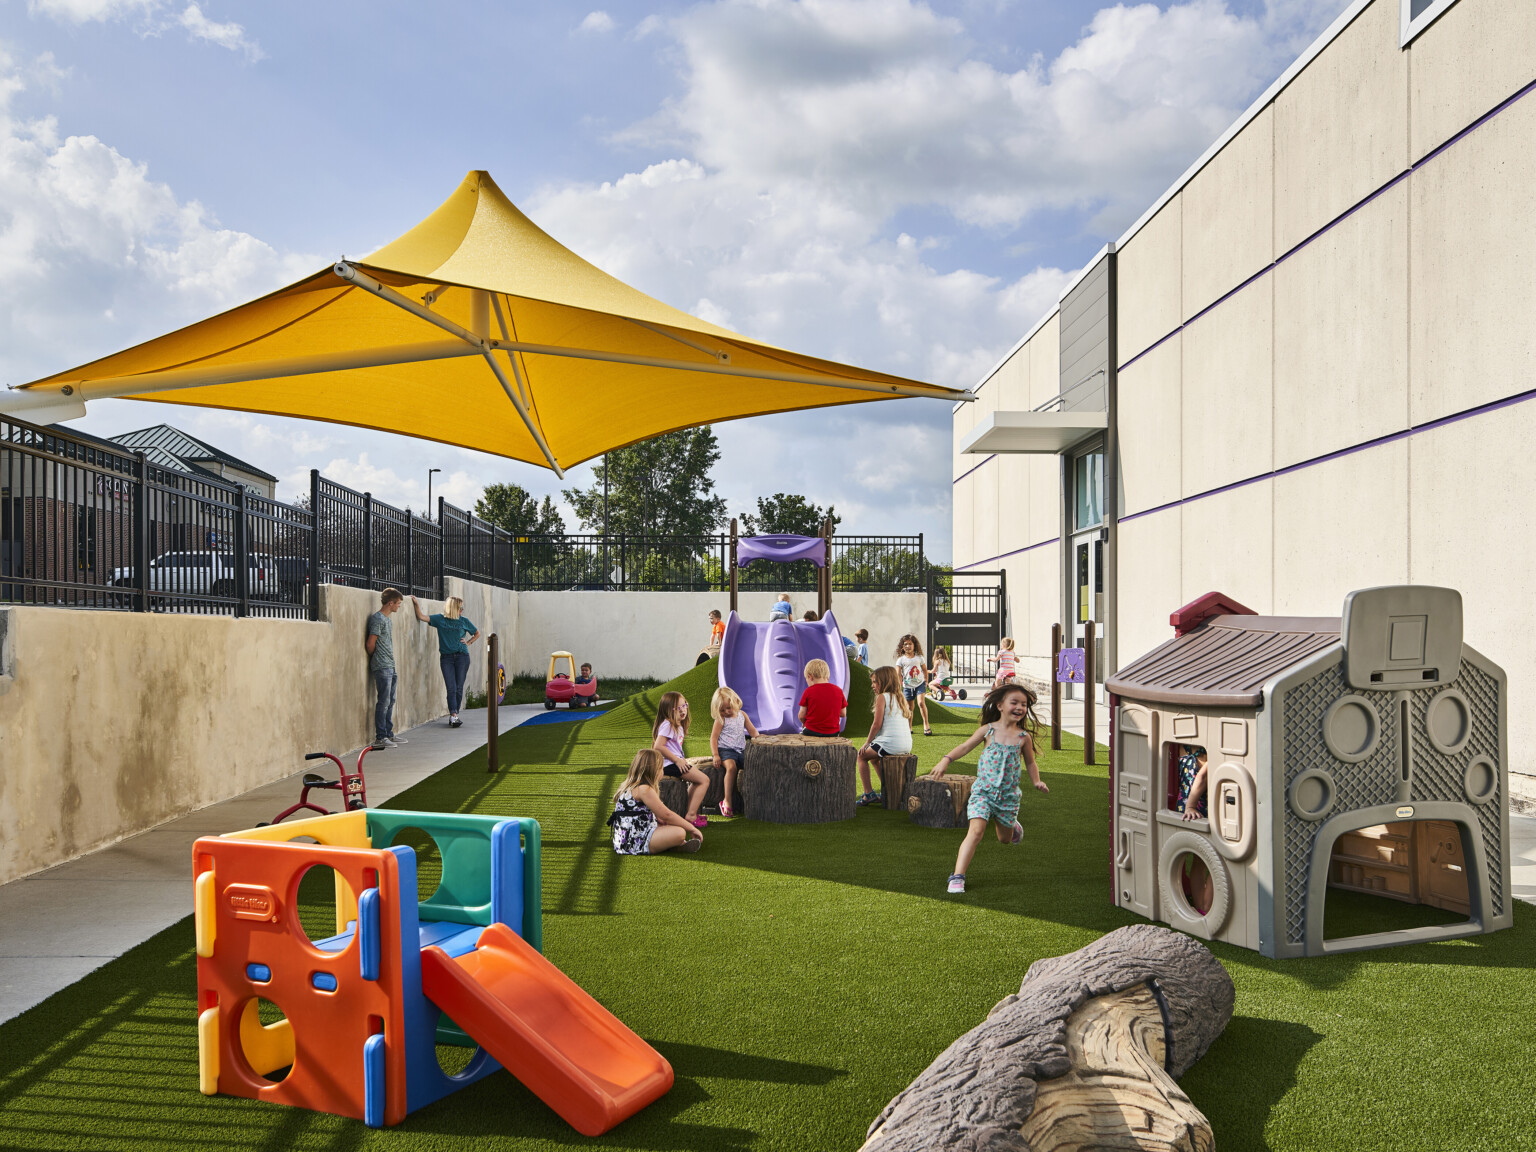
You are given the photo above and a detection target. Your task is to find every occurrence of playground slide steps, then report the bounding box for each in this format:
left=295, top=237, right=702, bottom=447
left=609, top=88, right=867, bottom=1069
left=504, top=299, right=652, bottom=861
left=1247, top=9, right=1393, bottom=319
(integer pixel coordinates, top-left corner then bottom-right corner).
left=419, top=922, right=674, bottom=1137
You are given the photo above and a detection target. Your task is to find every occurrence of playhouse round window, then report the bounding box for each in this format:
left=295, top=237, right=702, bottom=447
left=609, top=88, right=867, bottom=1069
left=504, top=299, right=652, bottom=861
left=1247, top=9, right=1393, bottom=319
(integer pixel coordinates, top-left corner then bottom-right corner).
left=1426, top=689, right=1472, bottom=755
left=1324, top=695, right=1380, bottom=763
left=1175, top=852, right=1214, bottom=916
left=1288, top=769, right=1336, bottom=821
left=1464, top=756, right=1498, bottom=804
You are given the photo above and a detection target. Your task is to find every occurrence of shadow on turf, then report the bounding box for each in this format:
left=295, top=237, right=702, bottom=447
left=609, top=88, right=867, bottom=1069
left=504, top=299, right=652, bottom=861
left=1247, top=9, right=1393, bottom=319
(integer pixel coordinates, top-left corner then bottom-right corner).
left=404, top=1040, right=837, bottom=1149
left=1180, top=1015, right=1322, bottom=1152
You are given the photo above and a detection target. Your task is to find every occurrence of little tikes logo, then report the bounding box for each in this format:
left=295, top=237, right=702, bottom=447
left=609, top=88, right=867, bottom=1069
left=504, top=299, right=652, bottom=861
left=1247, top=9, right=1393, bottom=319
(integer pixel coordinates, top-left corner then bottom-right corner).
left=225, top=883, right=280, bottom=922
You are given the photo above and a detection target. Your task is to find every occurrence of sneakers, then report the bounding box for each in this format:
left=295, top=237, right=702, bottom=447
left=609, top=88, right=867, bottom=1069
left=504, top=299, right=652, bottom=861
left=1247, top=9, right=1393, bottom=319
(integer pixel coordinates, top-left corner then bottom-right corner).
left=855, top=791, right=881, bottom=806
left=449, top=716, right=463, bottom=728
left=691, top=815, right=708, bottom=829
left=370, top=741, right=388, bottom=751
left=390, top=734, right=408, bottom=745
left=1010, top=821, right=1024, bottom=845
left=947, top=873, right=966, bottom=894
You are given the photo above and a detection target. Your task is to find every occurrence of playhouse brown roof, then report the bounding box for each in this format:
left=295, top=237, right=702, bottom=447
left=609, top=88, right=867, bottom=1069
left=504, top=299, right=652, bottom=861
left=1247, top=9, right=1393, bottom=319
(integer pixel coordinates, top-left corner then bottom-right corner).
left=1106, top=615, right=1341, bottom=709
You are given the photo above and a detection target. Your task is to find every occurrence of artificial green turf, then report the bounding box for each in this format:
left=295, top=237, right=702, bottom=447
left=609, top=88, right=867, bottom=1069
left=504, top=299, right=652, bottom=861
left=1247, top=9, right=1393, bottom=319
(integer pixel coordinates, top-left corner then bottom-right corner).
left=2, top=660, right=1533, bottom=1151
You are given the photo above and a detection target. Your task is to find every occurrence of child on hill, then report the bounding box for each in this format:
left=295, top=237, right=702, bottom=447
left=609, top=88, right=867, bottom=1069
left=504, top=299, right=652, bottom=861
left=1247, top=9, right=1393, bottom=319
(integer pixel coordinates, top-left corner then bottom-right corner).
left=856, top=665, right=912, bottom=806
left=931, top=682, right=1049, bottom=894
left=896, top=634, right=932, bottom=736
left=854, top=629, right=869, bottom=666
left=608, top=749, right=703, bottom=855
left=707, top=609, right=726, bottom=650
left=798, top=659, right=846, bottom=737
left=652, top=692, right=710, bottom=829
left=769, top=594, right=793, bottom=621
left=990, top=638, right=1018, bottom=689
left=709, top=686, right=758, bottom=818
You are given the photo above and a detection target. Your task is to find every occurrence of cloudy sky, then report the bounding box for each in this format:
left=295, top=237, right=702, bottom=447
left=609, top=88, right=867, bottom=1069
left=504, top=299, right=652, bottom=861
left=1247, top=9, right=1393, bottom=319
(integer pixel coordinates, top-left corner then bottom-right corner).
left=0, top=0, right=1344, bottom=558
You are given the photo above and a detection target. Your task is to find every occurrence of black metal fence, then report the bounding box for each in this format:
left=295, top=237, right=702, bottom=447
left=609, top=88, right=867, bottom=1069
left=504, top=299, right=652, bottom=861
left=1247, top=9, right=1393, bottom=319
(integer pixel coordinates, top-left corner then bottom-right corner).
left=1, top=412, right=927, bottom=621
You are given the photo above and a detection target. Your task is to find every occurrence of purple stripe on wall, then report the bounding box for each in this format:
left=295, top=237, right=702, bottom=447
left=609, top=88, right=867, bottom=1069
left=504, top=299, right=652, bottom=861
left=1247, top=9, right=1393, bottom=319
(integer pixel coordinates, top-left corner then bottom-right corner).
left=952, top=455, right=996, bottom=486
left=956, top=534, right=1058, bottom=571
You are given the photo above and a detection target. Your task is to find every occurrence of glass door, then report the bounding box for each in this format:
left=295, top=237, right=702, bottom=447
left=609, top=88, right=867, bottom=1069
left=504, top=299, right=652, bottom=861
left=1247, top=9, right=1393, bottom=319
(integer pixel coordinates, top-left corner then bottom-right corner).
left=1069, top=446, right=1105, bottom=698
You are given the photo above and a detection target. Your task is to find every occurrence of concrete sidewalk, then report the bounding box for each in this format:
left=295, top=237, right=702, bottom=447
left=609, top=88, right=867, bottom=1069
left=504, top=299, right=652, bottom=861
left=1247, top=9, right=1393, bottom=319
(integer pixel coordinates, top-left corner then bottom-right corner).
left=0, top=703, right=545, bottom=1024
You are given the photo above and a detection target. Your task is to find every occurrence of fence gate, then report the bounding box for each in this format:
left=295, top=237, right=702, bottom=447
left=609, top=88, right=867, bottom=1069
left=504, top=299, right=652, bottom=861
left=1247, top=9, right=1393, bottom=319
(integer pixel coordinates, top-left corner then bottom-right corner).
left=928, top=569, right=1006, bottom=683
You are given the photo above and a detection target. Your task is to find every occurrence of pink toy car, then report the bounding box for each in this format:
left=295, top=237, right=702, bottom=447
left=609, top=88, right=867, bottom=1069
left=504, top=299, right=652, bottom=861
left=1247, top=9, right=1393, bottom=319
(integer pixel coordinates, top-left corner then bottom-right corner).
left=545, top=651, right=598, bottom=710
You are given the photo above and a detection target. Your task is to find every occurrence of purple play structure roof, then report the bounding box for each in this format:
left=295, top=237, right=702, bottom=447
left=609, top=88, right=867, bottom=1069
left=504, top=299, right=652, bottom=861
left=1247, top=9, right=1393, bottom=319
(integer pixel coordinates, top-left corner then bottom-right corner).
left=736, top=534, right=826, bottom=568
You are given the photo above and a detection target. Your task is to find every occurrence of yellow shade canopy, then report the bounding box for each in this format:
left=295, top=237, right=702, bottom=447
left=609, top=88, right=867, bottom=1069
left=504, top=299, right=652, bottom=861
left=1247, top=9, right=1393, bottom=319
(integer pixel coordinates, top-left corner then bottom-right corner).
left=5, top=171, right=969, bottom=475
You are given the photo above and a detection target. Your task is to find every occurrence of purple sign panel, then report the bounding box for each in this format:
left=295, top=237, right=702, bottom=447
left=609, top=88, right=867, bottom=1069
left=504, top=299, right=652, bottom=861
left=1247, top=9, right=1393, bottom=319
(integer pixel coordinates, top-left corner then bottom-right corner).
left=1057, top=647, right=1086, bottom=684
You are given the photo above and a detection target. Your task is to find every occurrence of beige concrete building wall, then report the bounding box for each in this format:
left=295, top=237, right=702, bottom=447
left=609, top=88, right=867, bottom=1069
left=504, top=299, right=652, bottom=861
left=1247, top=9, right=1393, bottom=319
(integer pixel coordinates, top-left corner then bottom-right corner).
left=0, top=580, right=518, bottom=885
left=1116, top=336, right=1182, bottom=517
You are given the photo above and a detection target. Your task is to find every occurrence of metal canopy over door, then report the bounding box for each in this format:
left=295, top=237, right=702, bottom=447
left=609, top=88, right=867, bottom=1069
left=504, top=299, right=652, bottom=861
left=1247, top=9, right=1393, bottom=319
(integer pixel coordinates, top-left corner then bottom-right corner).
left=929, top=569, right=1006, bottom=683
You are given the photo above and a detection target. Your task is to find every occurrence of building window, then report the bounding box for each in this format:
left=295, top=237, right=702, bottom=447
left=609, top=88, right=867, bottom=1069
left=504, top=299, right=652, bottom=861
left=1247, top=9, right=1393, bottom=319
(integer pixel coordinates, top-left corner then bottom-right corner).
left=75, top=507, right=97, bottom=573
left=1073, top=450, right=1104, bottom=532
left=1401, top=0, right=1459, bottom=46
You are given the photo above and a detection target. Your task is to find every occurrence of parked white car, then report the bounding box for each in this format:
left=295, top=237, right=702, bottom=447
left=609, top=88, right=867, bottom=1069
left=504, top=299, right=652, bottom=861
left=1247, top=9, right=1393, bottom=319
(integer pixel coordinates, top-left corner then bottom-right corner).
left=112, top=551, right=280, bottom=599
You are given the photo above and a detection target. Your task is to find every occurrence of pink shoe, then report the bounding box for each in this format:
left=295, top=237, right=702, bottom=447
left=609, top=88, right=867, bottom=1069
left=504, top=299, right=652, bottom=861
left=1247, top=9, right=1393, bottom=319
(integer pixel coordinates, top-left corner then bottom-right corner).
left=692, top=815, right=708, bottom=829
left=718, top=802, right=735, bottom=818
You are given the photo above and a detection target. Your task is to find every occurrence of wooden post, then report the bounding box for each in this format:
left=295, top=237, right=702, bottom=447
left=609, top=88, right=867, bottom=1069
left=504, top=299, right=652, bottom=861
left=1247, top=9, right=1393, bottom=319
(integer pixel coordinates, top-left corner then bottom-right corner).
left=487, top=632, right=499, bottom=774
left=1084, top=618, right=1096, bottom=766
left=729, top=517, right=738, bottom=615
left=820, top=516, right=833, bottom=618
left=1051, top=623, right=1062, bottom=751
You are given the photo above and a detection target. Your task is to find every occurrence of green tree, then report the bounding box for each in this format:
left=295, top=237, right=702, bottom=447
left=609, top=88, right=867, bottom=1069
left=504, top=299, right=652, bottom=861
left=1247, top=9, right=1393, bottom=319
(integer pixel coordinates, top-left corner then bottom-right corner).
left=563, top=428, right=726, bottom=537
left=739, top=493, right=841, bottom=537
left=475, top=483, right=565, bottom=538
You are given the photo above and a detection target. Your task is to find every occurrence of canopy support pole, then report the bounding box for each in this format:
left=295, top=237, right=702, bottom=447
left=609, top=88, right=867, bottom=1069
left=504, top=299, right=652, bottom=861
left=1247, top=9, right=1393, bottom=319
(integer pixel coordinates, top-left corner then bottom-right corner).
left=334, top=262, right=564, bottom=476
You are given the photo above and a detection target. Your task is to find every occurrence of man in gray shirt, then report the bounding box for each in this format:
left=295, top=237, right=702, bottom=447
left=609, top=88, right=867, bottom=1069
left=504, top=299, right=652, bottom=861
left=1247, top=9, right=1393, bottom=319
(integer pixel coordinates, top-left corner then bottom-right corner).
left=366, top=588, right=407, bottom=749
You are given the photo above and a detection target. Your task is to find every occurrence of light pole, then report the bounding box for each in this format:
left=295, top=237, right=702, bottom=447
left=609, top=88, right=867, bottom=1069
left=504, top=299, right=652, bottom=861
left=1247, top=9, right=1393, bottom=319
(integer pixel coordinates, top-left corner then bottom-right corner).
left=427, top=468, right=441, bottom=518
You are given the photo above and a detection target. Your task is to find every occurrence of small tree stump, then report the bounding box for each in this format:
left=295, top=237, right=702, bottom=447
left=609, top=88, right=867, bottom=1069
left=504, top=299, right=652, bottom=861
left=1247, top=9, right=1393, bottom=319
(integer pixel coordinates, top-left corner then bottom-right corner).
left=906, top=774, right=975, bottom=827
left=879, top=754, right=918, bottom=811
left=658, top=776, right=690, bottom=818
left=688, top=756, right=747, bottom=817
left=741, top=735, right=856, bottom=824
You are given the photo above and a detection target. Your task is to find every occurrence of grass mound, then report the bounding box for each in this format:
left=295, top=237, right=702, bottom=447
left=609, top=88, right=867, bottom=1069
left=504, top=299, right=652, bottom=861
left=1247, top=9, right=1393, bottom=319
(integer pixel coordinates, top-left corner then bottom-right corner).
left=2, top=682, right=1532, bottom=1152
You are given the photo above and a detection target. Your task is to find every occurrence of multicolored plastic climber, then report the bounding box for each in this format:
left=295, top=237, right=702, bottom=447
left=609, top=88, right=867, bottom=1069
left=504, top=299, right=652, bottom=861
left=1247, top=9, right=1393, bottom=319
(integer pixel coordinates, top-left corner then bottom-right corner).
left=193, top=809, right=672, bottom=1134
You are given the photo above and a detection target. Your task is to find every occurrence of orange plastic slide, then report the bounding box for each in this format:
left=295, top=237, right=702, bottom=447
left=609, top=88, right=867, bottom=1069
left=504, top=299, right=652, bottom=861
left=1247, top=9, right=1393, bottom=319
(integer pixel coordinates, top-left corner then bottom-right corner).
left=419, top=923, right=674, bottom=1136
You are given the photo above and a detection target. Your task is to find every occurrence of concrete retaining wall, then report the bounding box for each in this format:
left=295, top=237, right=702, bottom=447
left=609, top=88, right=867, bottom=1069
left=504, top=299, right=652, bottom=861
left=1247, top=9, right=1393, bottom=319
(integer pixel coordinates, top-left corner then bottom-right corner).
left=511, top=591, right=927, bottom=680
left=0, top=579, right=516, bottom=886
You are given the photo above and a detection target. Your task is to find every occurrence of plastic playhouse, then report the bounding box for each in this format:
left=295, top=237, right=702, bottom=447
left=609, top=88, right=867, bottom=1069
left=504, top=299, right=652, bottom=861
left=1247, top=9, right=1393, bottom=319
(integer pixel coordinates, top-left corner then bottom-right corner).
left=192, top=809, right=671, bottom=1133
left=545, top=650, right=598, bottom=710
left=1106, top=585, right=1512, bottom=958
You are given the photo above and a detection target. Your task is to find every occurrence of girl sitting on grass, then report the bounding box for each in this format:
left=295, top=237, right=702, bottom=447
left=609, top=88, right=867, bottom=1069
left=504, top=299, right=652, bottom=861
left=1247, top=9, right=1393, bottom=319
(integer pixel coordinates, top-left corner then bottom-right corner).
left=709, top=686, right=758, bottom=818
left=930, top=682, right=1049, bottom=894
left=608, top=749, right=703, bottom=855
left=653, top=691, right=710, bottom=828
left=856, top=665, right=912, bottom=806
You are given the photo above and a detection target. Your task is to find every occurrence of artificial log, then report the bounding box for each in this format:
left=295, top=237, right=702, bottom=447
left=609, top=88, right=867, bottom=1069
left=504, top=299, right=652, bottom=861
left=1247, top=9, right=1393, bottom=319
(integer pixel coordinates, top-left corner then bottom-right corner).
left=690, top=757, right=747, bottom=818
left=657, top=776, right=690, bottom=819
left=861, top=924, right=1234, bottom=1152
left=906, top=774, right=974, bottom=827
left=740, top=735, right=856, bottom=824
left=879, top=754, right=918, bottom=811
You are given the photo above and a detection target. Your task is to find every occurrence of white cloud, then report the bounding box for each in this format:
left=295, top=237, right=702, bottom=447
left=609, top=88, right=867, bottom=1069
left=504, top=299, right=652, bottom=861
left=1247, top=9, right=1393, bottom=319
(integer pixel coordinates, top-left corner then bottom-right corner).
left=577, top=10, right=616, bottom=34
left=27, top=0, right=263, bottom=57
left=0, top=51, right=312, bottom=386
left=178, top=3, right=262, bottom=60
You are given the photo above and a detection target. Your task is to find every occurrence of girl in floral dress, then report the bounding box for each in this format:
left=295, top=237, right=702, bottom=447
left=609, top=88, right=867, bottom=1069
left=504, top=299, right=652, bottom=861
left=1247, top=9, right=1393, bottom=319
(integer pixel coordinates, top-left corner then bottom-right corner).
left=930, top=683, right=1049, bottom=893
left=608, top=749, right=703, bottom=855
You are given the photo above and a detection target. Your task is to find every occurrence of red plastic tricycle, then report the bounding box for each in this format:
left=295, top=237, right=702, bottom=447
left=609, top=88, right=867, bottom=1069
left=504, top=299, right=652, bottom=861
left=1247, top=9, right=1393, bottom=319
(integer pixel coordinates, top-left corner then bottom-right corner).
left=263, top=748, right=371, bottom=825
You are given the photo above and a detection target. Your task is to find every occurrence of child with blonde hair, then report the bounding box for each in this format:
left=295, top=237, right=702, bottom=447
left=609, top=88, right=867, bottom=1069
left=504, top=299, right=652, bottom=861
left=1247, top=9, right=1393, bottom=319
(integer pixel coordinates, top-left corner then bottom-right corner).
left=990, top=637, right=1018, bottom=689
left=652, top=692, right=710, bottom=828
left=709, top=686, right=758, bottom=818
left=931, top=683, right=1048, bottom=893
left=769, top=593, right=793, bottom=621
left=608, top=749, right=703, bottom=854
left=856, top=665, right=912, bottom=806
left=797, top=658, right=846, bottom=737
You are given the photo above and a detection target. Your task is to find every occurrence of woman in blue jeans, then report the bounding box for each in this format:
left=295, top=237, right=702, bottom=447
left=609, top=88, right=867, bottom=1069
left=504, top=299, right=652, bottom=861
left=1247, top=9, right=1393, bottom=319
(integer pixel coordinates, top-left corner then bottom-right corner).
left=411, top=595, right=481, bottom=727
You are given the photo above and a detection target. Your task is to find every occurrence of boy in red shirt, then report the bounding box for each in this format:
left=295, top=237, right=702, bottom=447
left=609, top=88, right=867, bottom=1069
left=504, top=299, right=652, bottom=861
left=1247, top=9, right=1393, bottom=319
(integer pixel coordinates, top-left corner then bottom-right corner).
left=798, top=659, right=846, bottom=736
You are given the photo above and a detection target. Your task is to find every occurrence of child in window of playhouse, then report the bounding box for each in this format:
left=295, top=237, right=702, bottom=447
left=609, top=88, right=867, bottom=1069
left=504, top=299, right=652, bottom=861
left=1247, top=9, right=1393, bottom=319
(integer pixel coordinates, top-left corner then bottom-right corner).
left=930, top=682, right=1049, bottom=894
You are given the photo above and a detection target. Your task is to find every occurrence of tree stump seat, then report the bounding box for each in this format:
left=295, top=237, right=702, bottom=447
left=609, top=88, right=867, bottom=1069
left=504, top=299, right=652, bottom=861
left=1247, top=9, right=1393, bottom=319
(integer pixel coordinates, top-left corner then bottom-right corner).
left=741, top=735, right=856, bottom=824
left=878, top=754, right=918, bottom=811
left=906, top=774, right=975, bottom=828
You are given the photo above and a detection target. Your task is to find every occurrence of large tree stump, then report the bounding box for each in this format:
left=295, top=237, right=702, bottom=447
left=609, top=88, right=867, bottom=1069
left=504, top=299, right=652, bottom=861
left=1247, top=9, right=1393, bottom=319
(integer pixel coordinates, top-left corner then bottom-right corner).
left=740, top=735, right=856, bottom=824
left=861, top=924, right=1234, bottom=1152
left=906, top=774, right=974, bottom=827
left=879, top=754, right=918, bottom=811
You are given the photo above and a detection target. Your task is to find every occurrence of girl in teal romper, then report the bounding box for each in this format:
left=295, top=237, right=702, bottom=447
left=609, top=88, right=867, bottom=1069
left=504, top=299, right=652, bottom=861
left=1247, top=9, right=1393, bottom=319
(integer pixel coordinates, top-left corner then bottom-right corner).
left=930, top=683, right=1050, bottom=894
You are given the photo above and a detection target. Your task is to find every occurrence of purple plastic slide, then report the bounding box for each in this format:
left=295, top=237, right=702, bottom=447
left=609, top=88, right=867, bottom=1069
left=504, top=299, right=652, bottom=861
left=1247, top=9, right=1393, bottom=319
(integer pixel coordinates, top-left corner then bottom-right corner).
left=717, top=610, right=851, bottom=735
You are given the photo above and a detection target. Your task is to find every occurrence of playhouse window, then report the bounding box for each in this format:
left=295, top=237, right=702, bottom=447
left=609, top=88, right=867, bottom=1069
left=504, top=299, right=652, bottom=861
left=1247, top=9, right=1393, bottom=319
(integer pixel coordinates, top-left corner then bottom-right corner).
left=1401, top=0, right=1460, bottom=46
left=1323, top=820, right=1471, bottom=942
left=1165, top=744, right=1208, bottom=818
